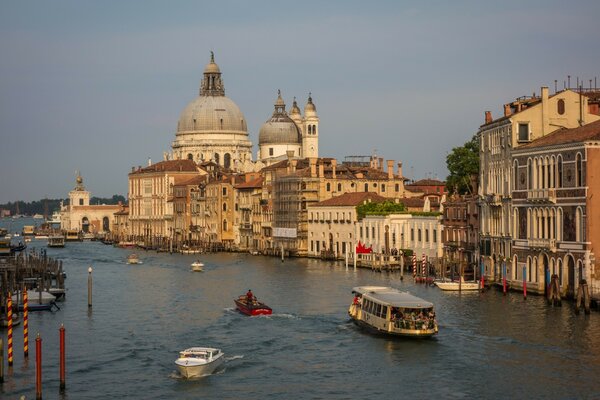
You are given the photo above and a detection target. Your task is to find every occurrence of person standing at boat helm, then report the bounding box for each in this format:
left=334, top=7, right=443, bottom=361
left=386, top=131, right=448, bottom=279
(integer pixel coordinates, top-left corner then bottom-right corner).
left=246, top=289, right=254, bottom=307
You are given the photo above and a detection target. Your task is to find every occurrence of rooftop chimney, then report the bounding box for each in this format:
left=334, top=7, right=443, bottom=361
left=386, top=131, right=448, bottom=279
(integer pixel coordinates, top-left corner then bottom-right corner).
left=291, top=159, right=298, bottom=173
left=309, top=158, right=317, bottom=177
left=504, top=104, right=511, bottom=117
left=331, top=159, right=337, bottom=179
left=318, top=163, right=324, bottom=178
left=148, top=158, right=152, bottom=166
left=397, top=162, right=403, bottom=179
left=378, top=157, right=384, bottom=171
left=387, top=160, right=394, bottom=179
left=485, top=111, right=493, bottom=124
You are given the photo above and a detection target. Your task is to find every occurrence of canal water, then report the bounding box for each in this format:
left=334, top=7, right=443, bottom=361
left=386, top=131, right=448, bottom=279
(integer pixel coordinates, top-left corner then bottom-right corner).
left=1, top=222, right=600, bottom=399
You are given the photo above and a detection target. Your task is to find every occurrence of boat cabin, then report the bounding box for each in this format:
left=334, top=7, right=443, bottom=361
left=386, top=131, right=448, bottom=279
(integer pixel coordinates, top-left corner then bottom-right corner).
left=179, top=348, right=221, bottom=361
left=349, top=286, right=438, bottom=337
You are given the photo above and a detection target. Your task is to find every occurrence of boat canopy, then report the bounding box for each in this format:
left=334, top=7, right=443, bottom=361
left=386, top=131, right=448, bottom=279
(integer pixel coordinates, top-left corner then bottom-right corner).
left=352, top=286, right=433, bottom=309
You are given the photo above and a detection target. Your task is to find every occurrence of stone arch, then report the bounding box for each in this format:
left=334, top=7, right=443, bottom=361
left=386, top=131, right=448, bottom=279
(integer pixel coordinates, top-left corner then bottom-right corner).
left=187, top=153, right=194, bottom=160
left=576, top=206, right=583, bottom=242
left=224, top=153, right=231, bottom=169
left=541, top=253, right=550, bottom=295
left=102, top=216, right=110, bottom=232
left=513, top=254, right=518, bottom=281
left=565, top=253, right=576, bottom=298
left=527, top=256, right=532, bottom=282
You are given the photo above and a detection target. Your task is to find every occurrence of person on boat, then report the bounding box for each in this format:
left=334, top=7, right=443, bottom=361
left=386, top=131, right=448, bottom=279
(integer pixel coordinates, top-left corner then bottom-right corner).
left=246, top=289, right=254, bottom=306
left=353, top=294, right=360, bottom=306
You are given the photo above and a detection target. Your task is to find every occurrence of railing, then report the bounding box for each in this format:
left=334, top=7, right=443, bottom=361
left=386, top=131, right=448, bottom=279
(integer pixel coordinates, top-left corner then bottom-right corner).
left=485, top=194, right=502, bottom=205
left=526, top=188, right=556, bottom=203
left=528, top=238, right=557, bottom=252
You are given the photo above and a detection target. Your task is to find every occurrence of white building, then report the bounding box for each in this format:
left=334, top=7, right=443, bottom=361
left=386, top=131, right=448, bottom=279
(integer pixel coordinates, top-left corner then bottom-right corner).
left=356, top=213, right=443, bottom=259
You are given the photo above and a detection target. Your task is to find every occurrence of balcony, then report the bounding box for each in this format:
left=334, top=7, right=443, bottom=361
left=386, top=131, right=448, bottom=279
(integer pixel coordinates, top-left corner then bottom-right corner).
left=526, top=189, right=556, bottom=203
left=528, top=238, right=557, bottom=252
left=485, top=194, right=502, bottom=206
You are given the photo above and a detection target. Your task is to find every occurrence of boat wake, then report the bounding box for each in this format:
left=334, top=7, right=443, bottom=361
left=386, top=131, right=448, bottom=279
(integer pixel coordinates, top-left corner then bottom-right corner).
left=225, top=355, right=244, bottom=362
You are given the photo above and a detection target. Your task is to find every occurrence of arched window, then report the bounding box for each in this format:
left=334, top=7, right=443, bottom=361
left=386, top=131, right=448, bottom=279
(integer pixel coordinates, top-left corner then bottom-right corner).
left=223, top=203, right=227, bottom=212
left=312, top=125, right=317, bottom=135
left=308, top=125, right=312, bottom=134
left=527, top=158, right=533, bottom=190
left=576, top=153, right=583, bottom=187
left=557, top=99, right=565, bottom=115
left=557, top=156, right=563, bottom=188
left=557, top=208, right=563, bottom=241
left=527, top=257, right=532, bottom=282
left=326, top=183, right=331, bottom=192
left=576, top=207, right=583, bottom=242
left=337, top=183, right=342, bottom=192
left=224, top=153, right=231, bottom=169
left=187, top=153, right=193, bottom=160
left=513, top=255, right=518, bottom=281
left=223, top=219, right=228, bottom=231
left=214, top=153, right=220, bottom=165
left=364, top=183, right=368, bottom=192
left=513, top=160, right=519, bottom=190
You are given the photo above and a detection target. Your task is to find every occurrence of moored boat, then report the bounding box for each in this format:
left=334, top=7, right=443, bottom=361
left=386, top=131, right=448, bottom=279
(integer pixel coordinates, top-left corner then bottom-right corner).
left=234, top=294, right=272, bottom=316
left=434, top=277, right=480, bottom=291
left=348, top=286, right=438, bottom=338
left=48, top=234, right=66, bottom=248
left=191, top=260, right=204, bottom=272
left=175, top=347, right=225, bottom=378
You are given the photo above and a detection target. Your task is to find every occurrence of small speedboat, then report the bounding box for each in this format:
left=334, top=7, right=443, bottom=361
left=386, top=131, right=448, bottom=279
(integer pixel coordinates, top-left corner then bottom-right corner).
left=234, top=295, right=272, bottom=316
left=434, top=277, right=480, bottom=291
left=175, top=347, right=225, bottom=378
left=191, top=260, right=204, bottom=272
left=127, top=254, right=141, bottom=264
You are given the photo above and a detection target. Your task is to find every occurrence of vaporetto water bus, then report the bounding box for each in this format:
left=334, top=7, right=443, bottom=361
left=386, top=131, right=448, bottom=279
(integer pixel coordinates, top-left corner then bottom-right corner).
left=348, top=286, right=438, bottom=338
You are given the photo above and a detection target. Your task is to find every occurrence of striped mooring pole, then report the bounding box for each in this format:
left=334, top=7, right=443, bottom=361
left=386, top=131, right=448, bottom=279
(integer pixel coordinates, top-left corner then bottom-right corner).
left=412, top=254, right=417, bottom=277
left=24, top=289, right=29, bottom=358
left=421, top=253, right=426, bottom=277
left=7, top=293, right=13, bottom=366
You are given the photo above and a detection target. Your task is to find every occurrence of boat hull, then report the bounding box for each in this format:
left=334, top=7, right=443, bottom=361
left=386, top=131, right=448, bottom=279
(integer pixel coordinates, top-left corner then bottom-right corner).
left=434, top=281, right=480, bottom=291
left=234, top=299, right=272, bottom=316
left=176, top=355, right=224, bottom=378
left=349, top=314, right=437, bottom=338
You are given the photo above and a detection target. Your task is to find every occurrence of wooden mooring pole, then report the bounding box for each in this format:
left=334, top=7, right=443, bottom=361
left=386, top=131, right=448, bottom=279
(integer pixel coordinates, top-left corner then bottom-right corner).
left=36, top=333, right=42, bottom=400
left=87, top=267, right=93, bottom=308
left=60, top=324, right=66, bottom=392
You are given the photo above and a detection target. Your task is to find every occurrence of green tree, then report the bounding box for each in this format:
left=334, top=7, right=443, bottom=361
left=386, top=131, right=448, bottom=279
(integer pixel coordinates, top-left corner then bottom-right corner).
left=445, top=134, right=479, bottom=194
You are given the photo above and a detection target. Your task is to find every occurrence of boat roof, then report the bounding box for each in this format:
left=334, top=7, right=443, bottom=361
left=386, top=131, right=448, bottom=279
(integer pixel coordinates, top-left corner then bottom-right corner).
left=352, top=286, right=434, bottom=308
left=180, top=347, right=220, bottom=354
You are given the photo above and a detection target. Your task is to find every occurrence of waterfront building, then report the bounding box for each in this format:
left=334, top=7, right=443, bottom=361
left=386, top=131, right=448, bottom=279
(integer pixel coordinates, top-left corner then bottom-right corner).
left=171, top=53, right=253, bottom=170
left=511, top=119, right=600, bottom=298
left=258, top=92, right=319, bottom=163
left=356, top=212, right=443, bottom=259
left=478, top=87, right=600, bottom=282
left=112, top=205, right=129, bottom=242
left=204, top=172, right=240, bottom=247
left=405, top=178, right=447, bottom=203
left=60, top=173, right=122, bottom=234
left=234, top=174, right=263, bottom=251
left=271, top=156, right=417, bottom=256
left=307, top=192, right=385, bottom=258
left=128, top=159, right=205, bottom=243
left=173, top=175, right=207, bottom=246
left=441, top=177, right=480, bottom=275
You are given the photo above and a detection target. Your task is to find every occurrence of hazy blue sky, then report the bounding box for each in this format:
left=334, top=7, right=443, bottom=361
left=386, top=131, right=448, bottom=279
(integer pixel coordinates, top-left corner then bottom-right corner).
left=1, top=0, right=599, bottom=203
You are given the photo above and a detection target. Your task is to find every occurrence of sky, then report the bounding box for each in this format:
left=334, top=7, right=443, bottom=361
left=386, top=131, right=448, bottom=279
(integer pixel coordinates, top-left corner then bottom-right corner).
left=1, top=0, right=599, bottom=203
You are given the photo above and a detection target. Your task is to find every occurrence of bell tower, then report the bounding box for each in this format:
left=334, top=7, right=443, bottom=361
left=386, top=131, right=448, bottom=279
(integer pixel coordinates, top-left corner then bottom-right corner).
left=69, top=171, right=90, bottom=208
left=302, top=93, right=319, bottom=158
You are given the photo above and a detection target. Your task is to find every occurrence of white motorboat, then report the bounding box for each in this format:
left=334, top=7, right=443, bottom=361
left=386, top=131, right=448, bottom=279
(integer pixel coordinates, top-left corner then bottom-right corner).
left=127, top=254, right=141, bottom=264
left=191, top=260, right=204, bottom=272
left=175, top=347, right=224, bottom=378
left=434, top=277, right=480, bottom=291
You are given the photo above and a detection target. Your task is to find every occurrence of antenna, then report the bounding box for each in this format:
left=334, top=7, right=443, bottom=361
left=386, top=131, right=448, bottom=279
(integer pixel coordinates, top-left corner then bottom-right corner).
left=554, top=80, right=557, bottom=93
left=568, top=75, right=571, bottom=88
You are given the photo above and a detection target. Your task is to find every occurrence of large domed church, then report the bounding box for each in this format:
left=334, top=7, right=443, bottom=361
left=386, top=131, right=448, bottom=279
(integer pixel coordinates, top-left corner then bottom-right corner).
left=170, top=53, right=319, bottom=171
left=171, top=52, right=253, bottom=169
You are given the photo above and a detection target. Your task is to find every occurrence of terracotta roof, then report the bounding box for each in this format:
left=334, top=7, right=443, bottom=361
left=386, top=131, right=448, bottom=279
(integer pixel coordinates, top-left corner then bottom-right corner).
left=399, top=197, right=425, bottom=207
left=235, top=176, right=264, bottom=189
left=517, top=119, right=600, bottom=150
left=312, top=192, right=386, bottom=207
left=175, top=175, right=207, bottom=187
left=130, top=159, right=199, bottom=175
left=407, top=179, right=445, bottom=186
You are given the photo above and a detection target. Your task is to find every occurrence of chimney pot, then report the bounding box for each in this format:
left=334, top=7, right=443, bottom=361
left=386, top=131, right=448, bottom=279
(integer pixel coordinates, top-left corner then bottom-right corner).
left=387, top=160, right=394, bottom=180
left=331, top=159, right=337, bottom=179
left=504, top=104, right=511, bottom=117
left=485, top=111, right=492, bottom=123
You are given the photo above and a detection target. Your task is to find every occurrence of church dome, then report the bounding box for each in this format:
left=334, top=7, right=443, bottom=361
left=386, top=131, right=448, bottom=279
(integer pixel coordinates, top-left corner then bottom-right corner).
left=177, top=96, right=247, bottom=133
left=259, top=91, right=301, bottom=145
left=175, top=52, right=248, bottom=135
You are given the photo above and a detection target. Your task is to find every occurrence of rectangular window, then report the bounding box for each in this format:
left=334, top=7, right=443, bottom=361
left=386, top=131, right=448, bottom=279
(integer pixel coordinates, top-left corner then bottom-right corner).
left=418, top=229, right=422, bottom=242
left=360, top=226, right=363, bottom=238
left=222, top=187, right=227, bottom=196
left=518, top=123, right=529, bottom=142
left=433, top=230, right=437, bottom=243
left=425, top=229, right=429, bottom=242
left=372, top=227, right=375, bottom=238
left=269, top=148, right=274, bottom=156
left=411, top=228, right=414, bottom=241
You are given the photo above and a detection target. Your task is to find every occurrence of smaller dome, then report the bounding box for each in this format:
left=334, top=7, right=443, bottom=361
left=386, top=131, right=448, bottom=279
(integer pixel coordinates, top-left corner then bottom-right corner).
left=304, top=93, right=316, bottom=113
left=290, top=97, right=301, bottom=116
left=259, top=91, right=301, bottom=145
